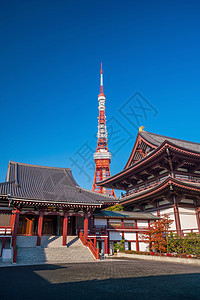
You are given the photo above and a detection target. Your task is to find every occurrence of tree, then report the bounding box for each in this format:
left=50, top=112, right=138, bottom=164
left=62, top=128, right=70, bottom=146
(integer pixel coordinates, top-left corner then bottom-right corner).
left=105, top=204, right=124, bottom=211
left=113, top=238, right=125, bottom=253
left=142, top=215, right=173, bottom=253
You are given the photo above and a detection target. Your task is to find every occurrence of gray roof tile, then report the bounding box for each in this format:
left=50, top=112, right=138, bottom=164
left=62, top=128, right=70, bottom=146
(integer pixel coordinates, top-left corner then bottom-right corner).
left=0, top=161, right=118, bottom=205
left=140, top=131, right=200, bottom=153
left=94, top=210, right=158, bottom=220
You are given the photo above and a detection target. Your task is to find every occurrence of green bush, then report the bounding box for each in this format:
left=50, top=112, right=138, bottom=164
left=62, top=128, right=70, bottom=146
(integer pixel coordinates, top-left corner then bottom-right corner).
left=167, top=232, right=200, bottom=255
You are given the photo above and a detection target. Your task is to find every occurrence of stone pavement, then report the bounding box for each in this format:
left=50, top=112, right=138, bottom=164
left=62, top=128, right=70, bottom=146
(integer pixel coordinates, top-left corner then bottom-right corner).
left=0, top=259, right=200, bottom=299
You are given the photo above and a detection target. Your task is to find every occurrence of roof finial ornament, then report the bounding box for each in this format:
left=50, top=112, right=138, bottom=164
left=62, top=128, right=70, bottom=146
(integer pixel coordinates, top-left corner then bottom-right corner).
left=139, top=126, right=145, bottom=132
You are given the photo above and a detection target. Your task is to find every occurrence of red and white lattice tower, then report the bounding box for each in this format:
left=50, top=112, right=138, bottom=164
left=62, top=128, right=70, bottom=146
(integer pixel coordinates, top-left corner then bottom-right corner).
left=92, top=64, right=116, bottom=197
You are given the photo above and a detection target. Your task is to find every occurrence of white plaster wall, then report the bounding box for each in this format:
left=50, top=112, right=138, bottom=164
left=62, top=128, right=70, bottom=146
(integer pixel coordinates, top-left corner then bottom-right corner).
left=109, top=231, right=122, bottom=241
left=94, top=218, right=107, bottom=226
left=160, top=208, right=176, bottom=230
left=131, top=242, right=136, bottom=251
left=160, top=207, right=174, bottom=214
left=179, top=207, right=198, bottom=230
left=137, top=220, right=148, bottom=228
left=124, top=232, right=136, bottom=241
left=139, top=242, right=149, bottom=252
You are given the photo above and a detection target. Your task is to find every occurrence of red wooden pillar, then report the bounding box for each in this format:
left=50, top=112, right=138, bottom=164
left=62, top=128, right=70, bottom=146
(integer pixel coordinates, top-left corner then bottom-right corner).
left=10, top=213, right=16, bottom=230
left=195, top=208, right=200, bottom=233
left=63, top=212, right=68, bottom=246
left=94, top=236, right=97, bottom=247
left=121, top=219, right=124, bottom=239
left=84, top=213, right=88, bottom=245
left=28, top=219, right=33, bottom=236
left=173, top=204, right=182, bottom=236
left=76, top=215, right=78, bottom=234
left=37, top=211, right=44, bottom=246
left=104, top=237, right=108, bottom=255
left=107, top=219, right=110, bottom=255
left=135, top=220, right=139, bottom=251
left=12, top=210, right=20, bottom=247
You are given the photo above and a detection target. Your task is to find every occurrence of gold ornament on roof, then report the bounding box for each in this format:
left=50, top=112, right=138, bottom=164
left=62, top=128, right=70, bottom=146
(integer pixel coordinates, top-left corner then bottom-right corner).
left=139, top=126, right=145, bottom=132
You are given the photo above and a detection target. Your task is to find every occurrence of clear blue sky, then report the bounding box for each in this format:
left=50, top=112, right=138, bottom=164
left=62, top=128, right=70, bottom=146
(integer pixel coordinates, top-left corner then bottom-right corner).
left=1, top=0, right=200, bottom=196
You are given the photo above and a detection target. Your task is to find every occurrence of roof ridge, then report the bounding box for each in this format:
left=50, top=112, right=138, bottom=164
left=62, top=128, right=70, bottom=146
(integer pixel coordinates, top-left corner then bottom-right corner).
left=144, top=131, right=200, bottom=146
left=9, top=161, right=71, bottom=171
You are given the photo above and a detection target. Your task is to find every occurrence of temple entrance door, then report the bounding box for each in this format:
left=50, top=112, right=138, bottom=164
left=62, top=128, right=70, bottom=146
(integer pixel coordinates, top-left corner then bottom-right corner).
left=17, top=215, right=35, bottom=235
left=68, top=216, right=76, bottom=235
left=97, top=241, right=105, bottom=256
left=43, top=215, right=58, bottom=235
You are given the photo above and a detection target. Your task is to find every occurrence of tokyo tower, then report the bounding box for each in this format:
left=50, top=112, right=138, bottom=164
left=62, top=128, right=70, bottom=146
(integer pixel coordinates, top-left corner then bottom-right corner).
left=92, top=64, right=116, bottom=197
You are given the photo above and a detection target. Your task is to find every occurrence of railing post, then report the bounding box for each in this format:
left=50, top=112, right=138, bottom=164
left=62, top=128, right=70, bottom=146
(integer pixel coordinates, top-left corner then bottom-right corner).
left=84, top=212, right=88, bottom=245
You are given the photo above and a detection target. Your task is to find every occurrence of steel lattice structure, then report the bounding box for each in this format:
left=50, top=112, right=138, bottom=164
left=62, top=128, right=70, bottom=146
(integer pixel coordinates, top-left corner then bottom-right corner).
left=92, top=64, right=116, bottom=197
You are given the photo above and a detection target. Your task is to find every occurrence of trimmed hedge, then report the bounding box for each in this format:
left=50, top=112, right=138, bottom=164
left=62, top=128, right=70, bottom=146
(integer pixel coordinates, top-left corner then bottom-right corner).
left=167, top=232, right=200, bottom=255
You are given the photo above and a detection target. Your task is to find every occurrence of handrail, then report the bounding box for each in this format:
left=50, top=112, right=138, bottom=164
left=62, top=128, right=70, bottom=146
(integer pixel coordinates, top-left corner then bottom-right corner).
left=79, top=230, right=84, bottom=244
left=169, top=228, right=200, bottom=236
left=87, top=238, right=99, bottom=260
left=79, top=230, right=99, bottom=259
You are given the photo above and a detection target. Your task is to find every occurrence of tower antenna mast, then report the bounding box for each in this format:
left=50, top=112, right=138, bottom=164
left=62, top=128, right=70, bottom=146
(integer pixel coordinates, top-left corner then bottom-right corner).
left=92, top=64, right=116, bottom=197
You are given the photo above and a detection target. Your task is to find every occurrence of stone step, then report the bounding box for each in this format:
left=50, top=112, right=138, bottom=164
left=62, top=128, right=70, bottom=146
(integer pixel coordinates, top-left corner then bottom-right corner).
left=16, top=235, right=94, bottom=264
left=17, top=247, right=94, bottom=263
left=16, top=235, right=81, bottom=248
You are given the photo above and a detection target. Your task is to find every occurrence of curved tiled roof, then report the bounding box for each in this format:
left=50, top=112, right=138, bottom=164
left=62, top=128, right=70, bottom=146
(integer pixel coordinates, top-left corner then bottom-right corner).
left=140, top=131, right=200, bottom=153
left=120, top=176, right=200, bottom=205
left=0, top=161, right=118, bottom=205
left=94, top=210, right=158, bottom=220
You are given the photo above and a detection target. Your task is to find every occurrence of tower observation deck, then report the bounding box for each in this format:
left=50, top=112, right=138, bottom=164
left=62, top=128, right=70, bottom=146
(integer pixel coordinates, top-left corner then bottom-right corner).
left=92, top=64, right=116, bottom=197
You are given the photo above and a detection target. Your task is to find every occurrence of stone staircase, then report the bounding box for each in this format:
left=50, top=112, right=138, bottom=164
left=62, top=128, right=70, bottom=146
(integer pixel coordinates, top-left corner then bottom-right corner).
left=16, top=236, right=94, bottom=264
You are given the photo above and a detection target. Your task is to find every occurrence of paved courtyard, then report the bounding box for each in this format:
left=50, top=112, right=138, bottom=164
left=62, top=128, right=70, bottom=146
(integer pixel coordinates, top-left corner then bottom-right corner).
left=1, top=259, right=200, bottom=299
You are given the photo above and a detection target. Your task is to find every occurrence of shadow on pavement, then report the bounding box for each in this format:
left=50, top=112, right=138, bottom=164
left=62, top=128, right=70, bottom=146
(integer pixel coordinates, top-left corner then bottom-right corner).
left=0, top=261, right=200, bottom=299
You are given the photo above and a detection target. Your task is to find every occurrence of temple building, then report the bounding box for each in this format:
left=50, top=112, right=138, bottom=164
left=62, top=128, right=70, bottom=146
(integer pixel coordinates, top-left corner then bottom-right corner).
left=0, top=161, right=117, bottom=261
left=0, top=161, right=157, bottom=262
left=98, top=129, right=200, bottom=236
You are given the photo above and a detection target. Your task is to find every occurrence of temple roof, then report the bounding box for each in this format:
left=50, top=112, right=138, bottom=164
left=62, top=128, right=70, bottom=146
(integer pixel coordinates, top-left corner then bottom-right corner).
left=0, top=161, right=118, bottom=206
left=97, top=130, right=200, bottom=190
left=140, top=131, right=200, bottom=153
left=120, top=176, right=200, bottom=206
left=94, top=210, right=158, bottom=220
